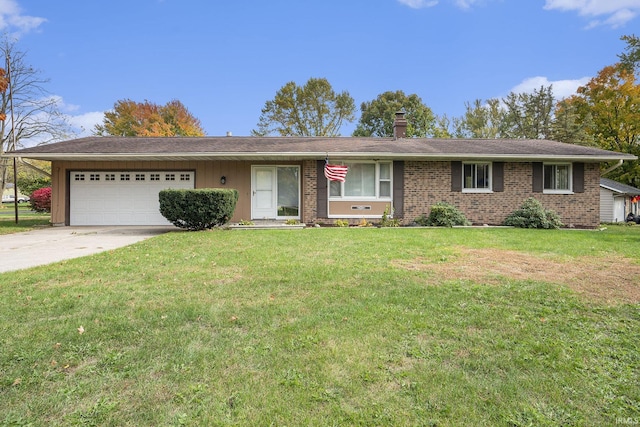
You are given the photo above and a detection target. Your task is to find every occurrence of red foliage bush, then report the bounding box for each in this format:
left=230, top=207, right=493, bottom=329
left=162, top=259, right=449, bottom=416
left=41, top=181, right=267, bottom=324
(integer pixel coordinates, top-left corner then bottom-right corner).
left=30, top=187, right=51, bottom=213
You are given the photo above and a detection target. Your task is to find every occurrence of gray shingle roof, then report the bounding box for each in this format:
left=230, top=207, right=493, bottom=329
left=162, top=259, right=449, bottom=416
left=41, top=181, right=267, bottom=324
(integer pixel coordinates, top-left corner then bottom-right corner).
left=600, top=178, right=640, bottom=195
left=8, top=136, right=637, bottom=162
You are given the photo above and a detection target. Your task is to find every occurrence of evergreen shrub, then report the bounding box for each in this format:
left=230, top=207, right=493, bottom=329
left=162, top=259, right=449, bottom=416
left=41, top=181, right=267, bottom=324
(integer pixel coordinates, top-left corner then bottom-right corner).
left=416, top=202, right=470, bottom=227
left=159, top=188, right=239, bottom=230
left=504, top=197, right=563, bottom=229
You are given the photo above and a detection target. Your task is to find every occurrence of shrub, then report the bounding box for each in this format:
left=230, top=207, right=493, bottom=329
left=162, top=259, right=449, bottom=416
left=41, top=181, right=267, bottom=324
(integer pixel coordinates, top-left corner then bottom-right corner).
left=159, top=188, right=239, bottom=231
left=418, top=202, right=470, bottom=227
left=30, top=187, right=51, bottom=213
left=380, top=205, right=399, bottom=227
left=504, top=197, right=563, bottom=229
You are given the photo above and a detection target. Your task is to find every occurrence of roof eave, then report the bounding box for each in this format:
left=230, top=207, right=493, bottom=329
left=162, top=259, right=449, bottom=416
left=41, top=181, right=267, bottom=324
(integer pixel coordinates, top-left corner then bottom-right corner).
left=5, top=151, right=637, bottom=162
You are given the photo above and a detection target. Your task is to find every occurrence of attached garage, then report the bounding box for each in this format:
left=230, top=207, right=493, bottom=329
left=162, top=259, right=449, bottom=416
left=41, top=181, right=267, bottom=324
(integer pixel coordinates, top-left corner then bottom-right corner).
left=69, top=171, right=194, bottom=225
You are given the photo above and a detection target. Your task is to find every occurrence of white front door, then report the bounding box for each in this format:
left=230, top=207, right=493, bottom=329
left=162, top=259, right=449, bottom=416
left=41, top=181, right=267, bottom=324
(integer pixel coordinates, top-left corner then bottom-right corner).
left=252, top=167, right=277, bottom=219
left=251, top=166, right=301, bottom=220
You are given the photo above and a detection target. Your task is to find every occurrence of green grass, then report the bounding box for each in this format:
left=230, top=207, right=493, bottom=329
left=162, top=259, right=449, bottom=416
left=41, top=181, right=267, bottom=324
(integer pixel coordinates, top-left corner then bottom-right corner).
left=1, top=226, right=639, bottom=426
left=0, top=205, right=50, bottom=234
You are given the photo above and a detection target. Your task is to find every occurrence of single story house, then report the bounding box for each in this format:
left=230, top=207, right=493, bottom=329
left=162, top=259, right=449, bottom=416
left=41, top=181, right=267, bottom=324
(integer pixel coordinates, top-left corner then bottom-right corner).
left=7, top=115, right=637, bottom=228
left=600, top=178, right=640, bottom=223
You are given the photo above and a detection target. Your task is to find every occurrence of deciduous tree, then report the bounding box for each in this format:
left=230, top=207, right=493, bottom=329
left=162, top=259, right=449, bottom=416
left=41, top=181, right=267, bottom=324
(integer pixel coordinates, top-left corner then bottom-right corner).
left=352, top=91, right=436, bottom=138
left=0, top=37, right=71, bottom=198
left=562, top=64, right=640, bottom=185
left=619, top=34, right=640, bottom=74
left=252, top=78, right=355, bottom=137
left=95, top=99, right=205, bottom=137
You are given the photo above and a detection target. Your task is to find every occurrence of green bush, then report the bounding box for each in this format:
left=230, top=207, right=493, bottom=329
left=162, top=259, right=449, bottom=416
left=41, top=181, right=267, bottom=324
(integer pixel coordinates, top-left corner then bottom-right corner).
left=504, top=197, right=563, bottom=229
left=417, top=202, right=470, bottom=227
left=380, top=204, right=400, bottom=227
left=159, top=188, right=239, bottom=230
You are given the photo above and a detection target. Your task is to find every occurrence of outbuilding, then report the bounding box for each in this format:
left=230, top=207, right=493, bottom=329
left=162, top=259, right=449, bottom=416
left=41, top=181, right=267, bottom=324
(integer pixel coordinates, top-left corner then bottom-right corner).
left=600, top=178, right=640, bottom=223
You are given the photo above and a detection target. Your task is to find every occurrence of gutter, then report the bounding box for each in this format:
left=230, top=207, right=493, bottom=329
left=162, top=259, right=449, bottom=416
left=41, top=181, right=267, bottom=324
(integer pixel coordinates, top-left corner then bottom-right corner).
left=3, top=152, right=637, bottom=163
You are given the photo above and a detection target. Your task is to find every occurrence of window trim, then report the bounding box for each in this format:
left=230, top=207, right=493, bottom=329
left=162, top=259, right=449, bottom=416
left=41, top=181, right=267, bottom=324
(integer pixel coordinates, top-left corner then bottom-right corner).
left=543, top=162, right=573, bottom=194
left=328, top=160, right=393, bottom=201
left=462, top=161, right=493, bottom=193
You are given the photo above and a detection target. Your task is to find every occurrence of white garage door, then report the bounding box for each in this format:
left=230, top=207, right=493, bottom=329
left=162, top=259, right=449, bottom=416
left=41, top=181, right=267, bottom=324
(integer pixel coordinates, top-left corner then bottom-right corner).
left=70, top=171, right=195, bottom=226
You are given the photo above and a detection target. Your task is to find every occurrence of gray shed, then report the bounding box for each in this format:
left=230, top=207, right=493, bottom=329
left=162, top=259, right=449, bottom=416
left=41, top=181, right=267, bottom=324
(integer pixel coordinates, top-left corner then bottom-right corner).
left=600, top=178, right=640, bottom=223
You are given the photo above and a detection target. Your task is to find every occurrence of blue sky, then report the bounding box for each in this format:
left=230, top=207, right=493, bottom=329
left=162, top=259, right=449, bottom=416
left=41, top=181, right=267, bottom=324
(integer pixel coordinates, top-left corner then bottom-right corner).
left=5, top=0, right=640, bottom=140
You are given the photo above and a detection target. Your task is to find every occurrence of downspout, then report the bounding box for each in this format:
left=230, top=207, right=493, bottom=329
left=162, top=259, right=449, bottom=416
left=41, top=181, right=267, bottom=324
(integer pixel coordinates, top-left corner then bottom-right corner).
left=602, top=160, right=623, bottom=176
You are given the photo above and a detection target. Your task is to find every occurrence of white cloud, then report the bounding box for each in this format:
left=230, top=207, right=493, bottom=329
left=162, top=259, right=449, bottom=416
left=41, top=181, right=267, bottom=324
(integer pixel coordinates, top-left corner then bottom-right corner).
left=397, top=0, right=439, bottom=9
left=543, top=0, right=640, bottom=28
left=509, top=76, right=591, bottom=100
left=66, top=111, right=103, bottom=137
left=17, top=96, right=102, bottom=147
left=453, top=0, right=482, bottom=9
left=398, top=0, right=492, bottom=10
left=0, top=0, right=46, bottom=35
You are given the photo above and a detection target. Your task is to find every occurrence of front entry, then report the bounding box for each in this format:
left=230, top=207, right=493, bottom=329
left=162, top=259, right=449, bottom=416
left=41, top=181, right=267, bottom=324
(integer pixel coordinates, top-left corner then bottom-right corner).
left=251, top=166, right=300, bottom=220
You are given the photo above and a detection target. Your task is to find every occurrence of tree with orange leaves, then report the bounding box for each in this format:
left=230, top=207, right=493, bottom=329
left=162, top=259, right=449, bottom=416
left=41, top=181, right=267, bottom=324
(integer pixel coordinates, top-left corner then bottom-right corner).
left=557, top=64, right=640, bottom=186
left=94, top=99, right=205, bottom=137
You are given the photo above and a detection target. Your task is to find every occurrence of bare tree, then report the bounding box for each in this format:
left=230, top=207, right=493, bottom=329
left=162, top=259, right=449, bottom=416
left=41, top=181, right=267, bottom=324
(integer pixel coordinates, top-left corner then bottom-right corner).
left=0, top=37, right=71, bottom=193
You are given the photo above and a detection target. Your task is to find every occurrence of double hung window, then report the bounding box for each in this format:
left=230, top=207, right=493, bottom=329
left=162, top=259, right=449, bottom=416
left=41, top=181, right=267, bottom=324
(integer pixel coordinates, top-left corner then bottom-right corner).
left=544, top=163, right=571, bottom=193
left=463, top=162, right=491, bottom=192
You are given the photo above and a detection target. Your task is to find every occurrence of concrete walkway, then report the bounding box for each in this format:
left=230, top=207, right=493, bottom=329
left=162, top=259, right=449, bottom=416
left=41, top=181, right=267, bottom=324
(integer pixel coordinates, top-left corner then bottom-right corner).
left=0, top=226, right=177, bottom=273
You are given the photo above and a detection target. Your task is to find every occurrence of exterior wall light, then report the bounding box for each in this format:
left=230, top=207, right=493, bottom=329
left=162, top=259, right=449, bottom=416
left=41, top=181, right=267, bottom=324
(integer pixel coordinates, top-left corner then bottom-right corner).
left=220, top=176, right=226, bottom=185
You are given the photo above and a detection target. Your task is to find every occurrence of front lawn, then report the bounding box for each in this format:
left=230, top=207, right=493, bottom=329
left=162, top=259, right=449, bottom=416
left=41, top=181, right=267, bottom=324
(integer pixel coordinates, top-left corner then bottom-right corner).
left=0, top=205, right=50, bottom=234
left=1, top=226, right=639, bottom=426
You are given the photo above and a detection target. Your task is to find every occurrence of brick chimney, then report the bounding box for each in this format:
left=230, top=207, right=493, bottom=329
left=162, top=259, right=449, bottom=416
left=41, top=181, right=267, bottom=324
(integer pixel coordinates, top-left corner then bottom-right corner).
left=393, top=111, right=407, bottom=139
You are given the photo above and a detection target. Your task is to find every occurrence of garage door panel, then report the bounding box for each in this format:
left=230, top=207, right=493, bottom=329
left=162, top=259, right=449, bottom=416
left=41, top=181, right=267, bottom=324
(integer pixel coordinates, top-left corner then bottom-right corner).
left=70, top=171, right=194, bottom=226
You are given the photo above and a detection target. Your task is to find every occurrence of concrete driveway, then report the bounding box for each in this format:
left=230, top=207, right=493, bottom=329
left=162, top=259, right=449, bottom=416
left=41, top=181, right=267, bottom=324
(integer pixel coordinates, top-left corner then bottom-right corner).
left=0, top=226, right=177, bottom=273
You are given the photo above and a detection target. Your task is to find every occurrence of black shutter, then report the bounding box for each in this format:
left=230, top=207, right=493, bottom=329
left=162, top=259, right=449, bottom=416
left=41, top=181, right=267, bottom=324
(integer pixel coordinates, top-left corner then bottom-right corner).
left=316, top=160, right=327, bottom=218
left=393, top=161, right=404, bottom=218
left=492, top=162, right=504, bottom=192
left=451, top=161, right=462, bottom=192
left=532, top=162, right=543, bottom=193
left=573, top=162, right=584, bottom=193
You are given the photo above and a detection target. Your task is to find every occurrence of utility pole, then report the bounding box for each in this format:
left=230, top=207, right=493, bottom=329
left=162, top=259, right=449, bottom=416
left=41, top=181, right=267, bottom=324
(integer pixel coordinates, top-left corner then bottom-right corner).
left=6, top=52, right=18, bottom=223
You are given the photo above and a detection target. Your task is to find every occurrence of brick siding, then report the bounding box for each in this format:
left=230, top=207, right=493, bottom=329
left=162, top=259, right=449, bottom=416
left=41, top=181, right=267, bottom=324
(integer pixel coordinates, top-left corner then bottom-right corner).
left=304, top=160, right=601, bottom=228
left=403, top=161, right=600, bottom=228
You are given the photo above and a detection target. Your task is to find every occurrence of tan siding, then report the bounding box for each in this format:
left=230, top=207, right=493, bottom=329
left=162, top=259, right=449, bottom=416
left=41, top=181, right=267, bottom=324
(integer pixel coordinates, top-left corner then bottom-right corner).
left=329, top=201, right=391, bottom=216
left=51, top=160, right=305, bottom=225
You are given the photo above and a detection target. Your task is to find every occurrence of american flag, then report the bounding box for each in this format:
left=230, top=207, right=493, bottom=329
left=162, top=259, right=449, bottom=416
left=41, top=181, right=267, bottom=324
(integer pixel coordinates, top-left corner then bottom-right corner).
left=324, top=162, right=348, bottom=182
